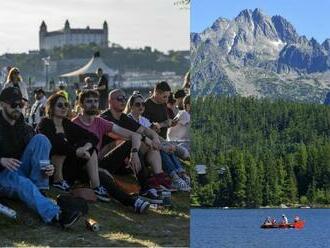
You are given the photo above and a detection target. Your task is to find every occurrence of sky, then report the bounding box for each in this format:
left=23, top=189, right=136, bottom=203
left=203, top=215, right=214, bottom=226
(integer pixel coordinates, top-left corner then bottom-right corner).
left=0, top=0, right=189, bottom=55
left=191, top=0, right=330, bottom=43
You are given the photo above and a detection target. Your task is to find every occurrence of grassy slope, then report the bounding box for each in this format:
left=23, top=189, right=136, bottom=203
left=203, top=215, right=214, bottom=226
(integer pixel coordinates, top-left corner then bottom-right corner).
left=0, top=189, right=189, bottom=247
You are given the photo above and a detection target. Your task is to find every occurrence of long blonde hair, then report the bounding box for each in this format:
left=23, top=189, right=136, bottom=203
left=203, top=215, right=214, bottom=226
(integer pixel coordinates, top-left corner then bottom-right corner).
left=182, top=71, right=190, bottom=90
left=6, top=67, right=22, bottom=83
left=124, top=92, right=144, bottom=114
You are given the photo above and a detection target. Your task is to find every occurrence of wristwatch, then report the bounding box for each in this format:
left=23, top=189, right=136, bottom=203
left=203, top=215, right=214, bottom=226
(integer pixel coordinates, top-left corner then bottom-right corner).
left=131, top=148, right=138, bottom=153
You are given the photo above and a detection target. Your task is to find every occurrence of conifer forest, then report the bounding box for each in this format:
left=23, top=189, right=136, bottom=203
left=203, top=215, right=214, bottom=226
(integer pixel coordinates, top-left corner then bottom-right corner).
left=191, top=96, right=330, bottom=207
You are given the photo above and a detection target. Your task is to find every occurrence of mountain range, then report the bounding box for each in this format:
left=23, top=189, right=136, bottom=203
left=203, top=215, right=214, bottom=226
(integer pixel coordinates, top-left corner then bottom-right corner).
left=191, top=8, right=330, bottom=103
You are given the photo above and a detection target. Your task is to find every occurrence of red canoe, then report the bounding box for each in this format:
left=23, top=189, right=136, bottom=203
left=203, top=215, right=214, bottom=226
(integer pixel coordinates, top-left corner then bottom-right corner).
left=260, top=220, right=305, bottom=229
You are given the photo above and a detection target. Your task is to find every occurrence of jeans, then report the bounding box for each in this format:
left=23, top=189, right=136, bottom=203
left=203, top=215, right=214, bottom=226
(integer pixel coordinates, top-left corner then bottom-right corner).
left=0, top=134, right=60, bottom=223
left=160, top=151, right=185, bottom=175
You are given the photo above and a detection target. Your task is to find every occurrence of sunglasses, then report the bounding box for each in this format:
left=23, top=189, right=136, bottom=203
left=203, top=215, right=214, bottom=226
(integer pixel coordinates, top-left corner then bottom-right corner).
left=85, top=99, right=99, bottom=104
left=56, top=102, right=69, bottom=109
left=9, top=102, right=24, bottom=109
left=133, top=102, right=145, bottom=108
left=116, top=96, right=127, bottom=102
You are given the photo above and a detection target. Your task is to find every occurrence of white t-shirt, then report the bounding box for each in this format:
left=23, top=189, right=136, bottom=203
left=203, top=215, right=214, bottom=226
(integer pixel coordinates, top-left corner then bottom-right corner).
left=127, top=113, right=151, bottom=128
left=28, top=96, right=47, bottom=126
left=167, top=110, right=190, bottom=141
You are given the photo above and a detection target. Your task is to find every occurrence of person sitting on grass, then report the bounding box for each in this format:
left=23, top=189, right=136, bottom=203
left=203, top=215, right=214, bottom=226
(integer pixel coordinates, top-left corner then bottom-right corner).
left=143, top=81, right=177, bottom=139
left=167, top=95, right=191, bottom=143
left=101, top=89, right=173, bottom=193
left=125, top=91, right=191, bottom=192
left=37, top=93, right=109, bottom=202
left=71, top=90, right=151, bottom=211
left=0, top=87, right=81, bottom=228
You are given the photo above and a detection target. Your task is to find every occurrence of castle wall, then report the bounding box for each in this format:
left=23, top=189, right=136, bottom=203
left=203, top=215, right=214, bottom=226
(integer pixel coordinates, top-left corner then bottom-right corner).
left=39, top=22, right=108, bottom=50
left=41, top=32, right=106, bottom=50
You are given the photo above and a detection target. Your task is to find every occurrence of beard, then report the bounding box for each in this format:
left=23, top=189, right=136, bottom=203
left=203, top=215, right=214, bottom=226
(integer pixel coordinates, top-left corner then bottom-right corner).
left=3, top=107, right=22, bottom=121
left=85, top=109, right=99, bottom=115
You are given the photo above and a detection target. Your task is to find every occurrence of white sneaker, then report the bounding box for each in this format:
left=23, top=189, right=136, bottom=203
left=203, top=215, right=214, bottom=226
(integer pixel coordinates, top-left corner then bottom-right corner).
left=134, top=198, right=150, bottom=214
left=180, top=174, right=191, bottom=187
left=172, top=177, right=191, bottom=192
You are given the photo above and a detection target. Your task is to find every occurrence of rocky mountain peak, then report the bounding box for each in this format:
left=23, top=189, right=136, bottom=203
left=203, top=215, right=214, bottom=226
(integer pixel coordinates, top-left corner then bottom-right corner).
left=191, top=9, right=330, bottom=101
left=211, top=17, right=229, bottom=31
left=271, top=15, right=298, bottom=43
left=235, top=9, right=253, bottom=22
left=322, top=39, right=330, bottom=51
left=309, top=37, right=320, bottom=48
left=252, top=8, right=263, bottom=18
left=190, top=32, right=201, bottom=47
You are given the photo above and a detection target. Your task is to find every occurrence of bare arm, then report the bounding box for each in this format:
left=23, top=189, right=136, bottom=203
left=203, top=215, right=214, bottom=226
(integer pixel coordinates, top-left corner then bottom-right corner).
left=97, top=85, right=106, bottom=90
left=136, top=126, right=161, bottom=149
left=158, top=119, right=171, bottom=128
left=111, top=124, right=142, bottom=150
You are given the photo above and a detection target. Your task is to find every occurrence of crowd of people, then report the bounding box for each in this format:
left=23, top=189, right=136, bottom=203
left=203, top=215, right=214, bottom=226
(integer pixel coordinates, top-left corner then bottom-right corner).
left=0, top=66, right=191, bottom=229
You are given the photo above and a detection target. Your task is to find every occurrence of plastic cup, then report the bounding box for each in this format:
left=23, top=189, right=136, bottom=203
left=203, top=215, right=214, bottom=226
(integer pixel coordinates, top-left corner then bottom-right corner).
left=161, top=191, right=172, bottom=206
left=40, top=160, right=50, bottom=172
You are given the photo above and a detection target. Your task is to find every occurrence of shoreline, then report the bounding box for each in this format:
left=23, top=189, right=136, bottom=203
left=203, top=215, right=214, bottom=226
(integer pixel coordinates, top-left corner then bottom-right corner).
left=190, top=205, right=330, bottom=209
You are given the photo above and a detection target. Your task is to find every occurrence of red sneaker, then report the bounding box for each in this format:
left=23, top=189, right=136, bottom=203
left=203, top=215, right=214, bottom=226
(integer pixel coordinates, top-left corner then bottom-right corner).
left=146, top=176, right=161, bottom=189
left=155, top=173, right=177, bottom=192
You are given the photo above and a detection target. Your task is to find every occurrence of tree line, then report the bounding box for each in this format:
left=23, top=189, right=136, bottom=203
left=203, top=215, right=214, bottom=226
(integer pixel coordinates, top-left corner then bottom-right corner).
left=191, top=96, right=330, bottom=207
left=0, top=44, right=189, bottom=82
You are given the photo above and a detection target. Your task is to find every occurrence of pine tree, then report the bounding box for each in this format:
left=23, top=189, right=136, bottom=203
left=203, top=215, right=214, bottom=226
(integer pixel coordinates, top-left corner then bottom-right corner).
left=230, top=150, right=246, bottom=207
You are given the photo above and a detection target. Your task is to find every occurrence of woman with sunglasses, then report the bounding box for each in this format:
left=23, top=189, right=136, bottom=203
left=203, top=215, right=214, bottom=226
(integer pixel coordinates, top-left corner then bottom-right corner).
left=37, top=93, right=110, bottom=201
left=125, top=92, right=191, bottom=192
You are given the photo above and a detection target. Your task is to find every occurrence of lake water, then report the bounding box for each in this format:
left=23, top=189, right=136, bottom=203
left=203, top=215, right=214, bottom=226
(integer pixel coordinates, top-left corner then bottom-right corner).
left=191, top=208, right=330, bottom=248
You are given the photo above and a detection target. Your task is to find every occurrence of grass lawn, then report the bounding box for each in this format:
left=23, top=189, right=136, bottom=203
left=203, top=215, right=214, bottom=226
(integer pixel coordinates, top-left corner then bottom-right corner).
left=0, top=186, right=189, bottom=247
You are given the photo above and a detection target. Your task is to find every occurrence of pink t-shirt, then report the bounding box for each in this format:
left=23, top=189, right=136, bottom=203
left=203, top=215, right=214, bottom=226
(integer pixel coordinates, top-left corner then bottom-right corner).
left=72, top=115, right=113, bottom=151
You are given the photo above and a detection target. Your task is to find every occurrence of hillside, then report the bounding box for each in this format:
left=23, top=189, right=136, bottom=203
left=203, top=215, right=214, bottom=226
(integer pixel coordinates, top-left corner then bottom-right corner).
left=0, top=44, right=189, bottom=83
left=191, top=96, right=330, bottom=207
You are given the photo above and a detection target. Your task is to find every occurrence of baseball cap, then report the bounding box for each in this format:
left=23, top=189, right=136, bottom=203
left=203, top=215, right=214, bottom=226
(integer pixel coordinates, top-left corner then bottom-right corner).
left=0, top=87, right=26, bottom=103
left=34, top=88, right=45, bottom=95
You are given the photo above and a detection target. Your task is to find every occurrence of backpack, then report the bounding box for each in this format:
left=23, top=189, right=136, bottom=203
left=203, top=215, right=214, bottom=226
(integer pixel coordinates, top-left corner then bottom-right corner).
left=57, top=194, right=89, bottom=215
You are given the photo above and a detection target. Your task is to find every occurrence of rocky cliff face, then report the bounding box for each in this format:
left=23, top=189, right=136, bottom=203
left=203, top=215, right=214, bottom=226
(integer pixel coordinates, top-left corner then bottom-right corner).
left=324, top=92, right=330, bottom=105
left=192, top=8, right=330, bottom=103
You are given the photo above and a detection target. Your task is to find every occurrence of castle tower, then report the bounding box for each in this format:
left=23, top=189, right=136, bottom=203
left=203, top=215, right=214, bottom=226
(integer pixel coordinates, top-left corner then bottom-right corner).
left=103, top=21, right=108, bottom=47
left=64, top=20, right=70, bottom=32
left=39, top=21, right=47, bottom=50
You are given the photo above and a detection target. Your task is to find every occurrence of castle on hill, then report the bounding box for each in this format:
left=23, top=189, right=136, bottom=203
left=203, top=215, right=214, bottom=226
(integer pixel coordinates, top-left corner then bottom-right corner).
left=39, top=20, right=108, bottom=50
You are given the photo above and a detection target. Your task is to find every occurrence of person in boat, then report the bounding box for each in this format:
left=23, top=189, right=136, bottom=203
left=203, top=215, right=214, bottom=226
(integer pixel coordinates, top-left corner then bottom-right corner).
left=282, top=214, right=288, bottom=224
left=270, top=217, right=276, bottom=224
left=264, top=216, right=272, bottom=225
left=294, top=216, right=300, bottom=222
